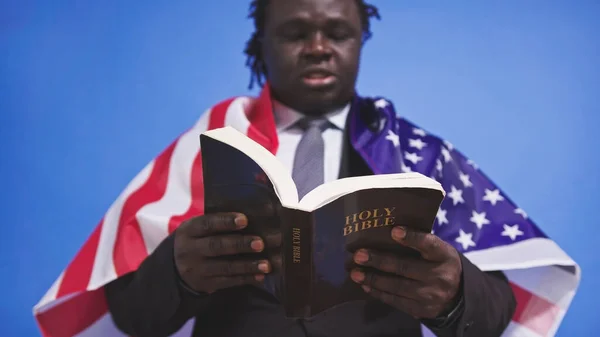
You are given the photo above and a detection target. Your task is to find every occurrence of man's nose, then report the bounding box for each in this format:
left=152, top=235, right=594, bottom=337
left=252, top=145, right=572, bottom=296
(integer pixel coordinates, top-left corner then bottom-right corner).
left=303, top=32, right=332, bottom=60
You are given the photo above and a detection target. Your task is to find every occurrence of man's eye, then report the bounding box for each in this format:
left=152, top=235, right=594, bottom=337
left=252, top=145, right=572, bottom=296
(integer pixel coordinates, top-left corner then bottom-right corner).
left=329, top=30, right=351, bottom=41
left=285, top=32, right=307, bottom=40
left=280, top=27, right=309, bottom=41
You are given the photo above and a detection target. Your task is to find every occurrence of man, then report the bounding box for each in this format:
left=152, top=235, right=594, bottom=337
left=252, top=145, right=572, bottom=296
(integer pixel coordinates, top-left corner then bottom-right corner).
left=33, top=0, right=579, bottom=337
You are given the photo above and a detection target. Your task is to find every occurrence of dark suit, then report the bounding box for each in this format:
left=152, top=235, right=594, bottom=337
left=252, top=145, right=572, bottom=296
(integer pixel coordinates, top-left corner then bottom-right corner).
left=104, top=121, right=516, bottom=337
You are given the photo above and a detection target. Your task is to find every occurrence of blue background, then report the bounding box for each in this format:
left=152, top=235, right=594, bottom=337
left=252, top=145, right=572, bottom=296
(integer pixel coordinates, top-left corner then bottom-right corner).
left=1, top=1, right=598, bottom=336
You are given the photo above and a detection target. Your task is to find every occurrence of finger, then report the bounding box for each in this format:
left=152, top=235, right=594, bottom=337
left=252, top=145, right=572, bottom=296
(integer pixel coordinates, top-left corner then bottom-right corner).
left=201, top=259, right=271, bottom=277
left=207, top=274, right=266, bottom=292
left=353, top=249, right=434, bottom=280
left=362, top=286, right=436, bottom=319
left=391, top=227, right=449, bottom=261
left=181, top=213, right=248, bottom=237
left=196, top=234, right=264, bottom=257
left=349, top=269, right=422, bottom=301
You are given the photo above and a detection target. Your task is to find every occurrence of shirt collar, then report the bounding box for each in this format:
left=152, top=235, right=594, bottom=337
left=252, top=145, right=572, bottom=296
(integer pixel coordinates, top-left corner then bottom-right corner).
left=272, top=99, right=350, bottom=132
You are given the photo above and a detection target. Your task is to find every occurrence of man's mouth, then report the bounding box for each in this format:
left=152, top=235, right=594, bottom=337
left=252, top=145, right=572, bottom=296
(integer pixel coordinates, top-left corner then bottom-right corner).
left=301, top=70, right=336, bottom=88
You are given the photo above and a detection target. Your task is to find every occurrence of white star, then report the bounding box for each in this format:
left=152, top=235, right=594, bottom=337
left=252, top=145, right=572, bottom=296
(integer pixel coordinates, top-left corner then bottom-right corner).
left=404, top=152, right=423, bottom=165
left=436, top=159, right=443, bottom=176
left=436, top=208, right=448, bottom=225
left=501, top=224, right=524, bottom=241
left=413, top=128, right=426, bottom=137
left=467, top=159, right=479, bottom=169
left=447, top=185, right=464, bottom=206
left=459, top=172, right=473, bottom=188
left=441, top=147, right=452, bottom=163
left=514, top=208, right=528, bottom=219
left=483, top=189, right=504, bottom=206
left=470, top=210, right=491, bottom=229
left=374, top=98, right=389, bottom=109
left=455, top=229, right=476, bottom=250
left=408, top=138, right=427, bottom=150
left=443, top=140, right=454, bottom=151
left=401, top=163, right=413, bottom=173
left=385, top=130, right=400, bottom=147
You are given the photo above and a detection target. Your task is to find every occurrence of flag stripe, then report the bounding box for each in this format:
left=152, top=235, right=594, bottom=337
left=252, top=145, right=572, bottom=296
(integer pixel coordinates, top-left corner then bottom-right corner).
left=56, top=220, right=104, bottom=298
left=165, top=110, right=214, bottom=234
left=137, top=126, right=204, bottom=253
left=167, top=151, right=205, bottom=234
left=113, top=142, right=177, bottom=276
left=36, top=289, right=108, bottom=337
left=208, top=98, right=234, bottom=130
left=88, top=161, right=155, bottom=291
left=73, top=313, right=127, bottom=337
left=511, top=282, right=560, bottom=336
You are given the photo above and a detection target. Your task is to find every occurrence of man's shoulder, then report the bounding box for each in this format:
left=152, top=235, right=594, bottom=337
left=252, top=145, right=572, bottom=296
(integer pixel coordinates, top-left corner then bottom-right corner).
left=205, top=94, right=258, bottom=113
left=366, top=95, right=447, bottom=150
left=194, top=94, right=259, bottom=128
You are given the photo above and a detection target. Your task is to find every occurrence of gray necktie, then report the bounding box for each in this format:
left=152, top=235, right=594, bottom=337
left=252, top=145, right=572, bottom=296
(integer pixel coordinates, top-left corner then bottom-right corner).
left=292, top=118, right=329, bottom=199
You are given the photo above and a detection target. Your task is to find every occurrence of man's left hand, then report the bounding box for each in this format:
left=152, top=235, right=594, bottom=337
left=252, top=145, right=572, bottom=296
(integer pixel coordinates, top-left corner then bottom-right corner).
left=350, top=226, right=463, bottom=319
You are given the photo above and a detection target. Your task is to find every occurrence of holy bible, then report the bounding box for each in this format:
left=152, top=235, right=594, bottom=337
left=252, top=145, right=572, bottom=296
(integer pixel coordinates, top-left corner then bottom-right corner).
left=199, top=126, right=445, bottom=318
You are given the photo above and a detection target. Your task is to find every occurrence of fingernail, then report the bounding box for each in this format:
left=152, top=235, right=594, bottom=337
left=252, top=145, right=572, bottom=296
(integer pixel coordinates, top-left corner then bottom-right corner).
left=251, top=238, right=264, bottom=252
left=350, top=270, right=365, bottom=283
left=392, top=226, right=406, bottom=241
left=235, top=214, right=247, bottom=229
left=354, top=249, right=369, bottom=264
left=254, top=274, right=265, bottom=282
left=258, top=261, right=270, bottom=273
left=362, top=285, right=371, bottom=293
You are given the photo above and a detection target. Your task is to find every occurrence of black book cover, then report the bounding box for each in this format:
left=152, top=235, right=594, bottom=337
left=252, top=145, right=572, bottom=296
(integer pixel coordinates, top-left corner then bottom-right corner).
left=200, top=133, right=445, bottom=318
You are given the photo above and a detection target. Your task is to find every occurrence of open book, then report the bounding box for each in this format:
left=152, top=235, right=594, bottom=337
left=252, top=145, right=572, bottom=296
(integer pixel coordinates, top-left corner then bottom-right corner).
left=199, top=126, right=446, bottom=318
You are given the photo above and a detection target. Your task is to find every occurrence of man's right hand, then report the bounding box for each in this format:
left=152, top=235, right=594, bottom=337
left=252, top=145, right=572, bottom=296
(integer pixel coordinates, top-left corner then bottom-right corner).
left=173, top=212, right=273, bottom=294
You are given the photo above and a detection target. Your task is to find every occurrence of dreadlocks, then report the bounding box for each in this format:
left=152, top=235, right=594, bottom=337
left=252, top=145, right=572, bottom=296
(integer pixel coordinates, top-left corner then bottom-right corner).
left=243, top=0, right=381, bottom=89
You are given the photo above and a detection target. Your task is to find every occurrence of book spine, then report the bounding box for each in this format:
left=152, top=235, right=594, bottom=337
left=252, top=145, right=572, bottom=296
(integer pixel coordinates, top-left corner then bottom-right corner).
left=281, top=207, right=313, bottom=318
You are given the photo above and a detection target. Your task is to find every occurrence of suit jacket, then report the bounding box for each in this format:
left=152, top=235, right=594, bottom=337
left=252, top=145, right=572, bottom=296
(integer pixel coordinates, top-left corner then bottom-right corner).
left=104, top=116, right=516, bottom=337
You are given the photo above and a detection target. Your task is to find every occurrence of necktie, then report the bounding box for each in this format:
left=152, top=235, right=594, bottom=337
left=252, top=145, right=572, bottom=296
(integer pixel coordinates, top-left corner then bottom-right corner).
left=292, top=118, right=329, bottom=199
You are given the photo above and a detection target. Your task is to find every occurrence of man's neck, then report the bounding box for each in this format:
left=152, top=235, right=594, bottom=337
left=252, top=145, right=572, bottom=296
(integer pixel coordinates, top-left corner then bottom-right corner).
left=272, top=98, right=351, bottom=132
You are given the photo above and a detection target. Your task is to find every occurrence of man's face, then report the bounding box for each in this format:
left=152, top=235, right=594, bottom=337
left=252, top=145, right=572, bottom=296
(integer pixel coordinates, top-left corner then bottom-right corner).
left=261, top=0, right=363, bottom=115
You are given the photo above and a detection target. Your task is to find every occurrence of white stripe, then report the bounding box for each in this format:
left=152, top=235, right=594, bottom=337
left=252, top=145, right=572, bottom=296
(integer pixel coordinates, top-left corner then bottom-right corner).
left=420, top=324, right=436, bottom=337
left=33, top=270, right=64, bottom=311
left=137, top=111, right=211, bottom=254
left=224, top=97, right=253, bottom=133
left=464, top=238, right=577, bottom=272
left=169, top=318, right=195, bottom=337
left=502, top=321, right=545, bottom=337
left=87, top=159, right=155, bottom=290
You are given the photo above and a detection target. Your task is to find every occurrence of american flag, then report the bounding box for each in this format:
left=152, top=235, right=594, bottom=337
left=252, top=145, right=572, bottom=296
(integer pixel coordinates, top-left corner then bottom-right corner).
left=33, top=87, right=580, bottom=337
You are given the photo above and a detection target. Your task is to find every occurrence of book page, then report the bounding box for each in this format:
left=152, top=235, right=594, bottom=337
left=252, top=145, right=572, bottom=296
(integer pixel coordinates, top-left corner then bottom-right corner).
left=201, top=127, right=299, bottom=206
left=297, top=173, right=445, bottom=211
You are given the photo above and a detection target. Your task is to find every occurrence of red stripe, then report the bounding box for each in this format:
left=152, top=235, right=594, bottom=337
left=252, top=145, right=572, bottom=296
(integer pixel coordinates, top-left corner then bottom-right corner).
left=208, top=98, right=235, bottom=129
left=247, top=84, right=278, bottom=153
left=510, top=282, right=560, bottom=336
left=168, top=151, right=205, bottom=233
left=113, top=142, right=177, bottom=276
left=56, top=219, right=104, bottom=297
left=165, top=99, right=234, bottom=233
left=35, top=289, right=108, bottom=337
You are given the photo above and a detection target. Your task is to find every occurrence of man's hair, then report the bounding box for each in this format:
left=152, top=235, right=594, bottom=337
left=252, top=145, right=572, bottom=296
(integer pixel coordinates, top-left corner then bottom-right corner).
left=243, top=0, right=381, bottom=89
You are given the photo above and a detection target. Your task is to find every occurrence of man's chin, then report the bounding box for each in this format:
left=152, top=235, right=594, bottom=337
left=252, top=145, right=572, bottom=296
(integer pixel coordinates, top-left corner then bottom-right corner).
left=272, top=84, right=350, bottom=114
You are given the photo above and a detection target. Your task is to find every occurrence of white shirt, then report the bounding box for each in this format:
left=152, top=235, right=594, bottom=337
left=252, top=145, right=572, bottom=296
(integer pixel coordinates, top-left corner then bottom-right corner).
left=272, top=100, right=350, bottom=184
